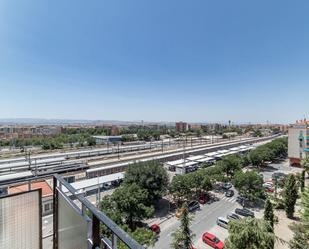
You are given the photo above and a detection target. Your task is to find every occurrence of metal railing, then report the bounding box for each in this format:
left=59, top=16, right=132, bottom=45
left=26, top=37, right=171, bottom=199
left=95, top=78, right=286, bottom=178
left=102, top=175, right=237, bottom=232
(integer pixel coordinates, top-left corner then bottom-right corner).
left=53, top=174, right=144, bottom=249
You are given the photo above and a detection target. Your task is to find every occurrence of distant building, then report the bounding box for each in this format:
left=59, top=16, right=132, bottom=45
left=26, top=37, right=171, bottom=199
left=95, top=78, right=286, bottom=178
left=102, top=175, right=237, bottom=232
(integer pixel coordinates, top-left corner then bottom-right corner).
left=190, top=124, right=202, bottom=130
left=175, top=122, right=189, bottom=132
left=8, top=180, right=53, bottom=216
left=0, top=125, right=61, bottom=140
left=110, top=125, right=120, bottom=136
left=93, top=135, right=122, bottom=144
left=288, top=119, right=309, bottom=166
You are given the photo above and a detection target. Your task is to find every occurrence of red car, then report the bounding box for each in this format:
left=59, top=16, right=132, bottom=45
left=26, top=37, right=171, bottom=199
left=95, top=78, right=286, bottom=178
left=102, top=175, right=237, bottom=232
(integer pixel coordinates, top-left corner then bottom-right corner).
left=202, top=232, right=224, bottom=249
left=199, top=194, right=209, bottom=204
left=150, top=224, right=160, bottom=234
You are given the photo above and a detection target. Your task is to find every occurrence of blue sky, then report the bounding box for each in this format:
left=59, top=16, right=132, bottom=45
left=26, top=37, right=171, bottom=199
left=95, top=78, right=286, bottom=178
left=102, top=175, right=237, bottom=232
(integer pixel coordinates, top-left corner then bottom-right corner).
left=0, top=0, right=309, bottom=123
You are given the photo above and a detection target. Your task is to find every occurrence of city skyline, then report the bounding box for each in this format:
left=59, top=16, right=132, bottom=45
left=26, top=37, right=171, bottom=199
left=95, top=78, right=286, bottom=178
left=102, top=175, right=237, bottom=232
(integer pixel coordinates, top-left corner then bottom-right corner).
left=1, top=1, right=309, bottom=123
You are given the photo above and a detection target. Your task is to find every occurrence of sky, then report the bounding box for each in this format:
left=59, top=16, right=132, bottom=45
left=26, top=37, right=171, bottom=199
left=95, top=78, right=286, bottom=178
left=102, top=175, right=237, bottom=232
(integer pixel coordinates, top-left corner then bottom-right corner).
left=0, top=0, right=309, bottom=124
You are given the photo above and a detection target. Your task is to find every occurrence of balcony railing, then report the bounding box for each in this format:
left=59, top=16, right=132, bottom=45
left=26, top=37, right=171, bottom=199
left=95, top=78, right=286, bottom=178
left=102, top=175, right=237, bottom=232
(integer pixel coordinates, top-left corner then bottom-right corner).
left=53, top=174, right=144, bottom=249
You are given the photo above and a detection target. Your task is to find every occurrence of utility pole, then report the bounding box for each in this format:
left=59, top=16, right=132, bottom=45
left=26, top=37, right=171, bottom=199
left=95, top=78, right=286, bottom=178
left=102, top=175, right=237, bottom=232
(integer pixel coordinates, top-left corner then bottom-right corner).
left=161, top=139, right=164, bottom=153
left=34, top=159, right=38, bottom=177
left=117, top=143, right=120, bottom=160
left=183, top=139, right=186, bottom=174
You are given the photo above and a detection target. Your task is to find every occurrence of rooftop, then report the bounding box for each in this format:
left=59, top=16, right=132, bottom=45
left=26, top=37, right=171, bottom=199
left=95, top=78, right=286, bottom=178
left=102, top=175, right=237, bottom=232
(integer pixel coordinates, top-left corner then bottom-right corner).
left=8, top=180, right=53, bottom=197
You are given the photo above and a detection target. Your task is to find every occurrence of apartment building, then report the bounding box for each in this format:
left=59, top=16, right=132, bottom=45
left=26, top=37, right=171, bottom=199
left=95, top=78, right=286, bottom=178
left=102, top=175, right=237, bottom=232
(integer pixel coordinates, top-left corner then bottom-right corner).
left=0, top=125, right=61, bottom=140
left=288, top=119, right=309, bottom=166
left=175, top=121, right=189, bottom=132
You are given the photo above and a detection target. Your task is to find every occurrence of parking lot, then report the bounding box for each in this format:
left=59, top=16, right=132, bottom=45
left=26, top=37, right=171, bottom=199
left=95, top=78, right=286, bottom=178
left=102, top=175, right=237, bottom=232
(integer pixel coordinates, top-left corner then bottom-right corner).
left=152, top=158, right=302, bottom=249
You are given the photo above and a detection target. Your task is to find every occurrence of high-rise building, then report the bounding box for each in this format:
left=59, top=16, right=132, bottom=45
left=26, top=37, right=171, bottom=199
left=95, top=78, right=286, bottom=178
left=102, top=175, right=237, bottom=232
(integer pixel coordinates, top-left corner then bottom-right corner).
left=288, top=119, right=309, bottom=166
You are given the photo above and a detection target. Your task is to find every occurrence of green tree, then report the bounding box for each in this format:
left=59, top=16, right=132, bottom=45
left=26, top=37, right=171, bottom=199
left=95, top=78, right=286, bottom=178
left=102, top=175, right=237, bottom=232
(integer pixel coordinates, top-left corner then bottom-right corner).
left=264, top=198, right=275, bottom=228
left=283, top=174, right=298, bottom=218
left=220, top=154, right=243, bottom=179
left=301, top=170, right=305, bottom=192
left=111, top=183, right=154, bottom=230
left=86, top=136, right=96, bottom=146
left=171, top=203, right=195, bottom=249
left=170, top=174, right=194, bottom=204
left=225, top=218, right=275, bottom=249
left=289, top=223, right=309, bottom=249
left=124, top=161, right=169, bottom=204
left=249, top=149, right=264, bottom=168
left=301, top=158, right=309, bottom=177
left=130, top=227, right=157, bottom=247
left=233, top=171, right=264, bottom=201
left=289, top=186, right=309, bottom=249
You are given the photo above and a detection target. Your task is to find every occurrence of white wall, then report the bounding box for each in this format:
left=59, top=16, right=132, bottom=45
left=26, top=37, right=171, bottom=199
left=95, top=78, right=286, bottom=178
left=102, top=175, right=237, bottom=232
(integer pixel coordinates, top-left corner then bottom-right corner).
left=288, top=127, right=306, bottom=159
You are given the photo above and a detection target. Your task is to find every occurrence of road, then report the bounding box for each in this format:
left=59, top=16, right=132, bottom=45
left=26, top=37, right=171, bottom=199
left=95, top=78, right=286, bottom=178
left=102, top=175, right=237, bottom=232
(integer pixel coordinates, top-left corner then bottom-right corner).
left=260, top=159, right=303, bottom=182
left=152, top=190, right=241, bottom=249
left=152, top=158, right=301, bottom=249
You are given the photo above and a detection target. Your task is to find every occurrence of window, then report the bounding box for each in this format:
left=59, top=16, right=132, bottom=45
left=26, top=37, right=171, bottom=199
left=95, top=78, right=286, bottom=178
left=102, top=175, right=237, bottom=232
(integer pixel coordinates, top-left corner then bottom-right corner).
left=44, top=203, right=50, bottom=212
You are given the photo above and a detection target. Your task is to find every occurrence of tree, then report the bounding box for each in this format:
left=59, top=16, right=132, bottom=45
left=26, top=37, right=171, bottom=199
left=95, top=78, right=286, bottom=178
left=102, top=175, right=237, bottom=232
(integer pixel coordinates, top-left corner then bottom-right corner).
left=171, top=203, right=195, bottom=249
left=111, top=183, right=154, bottom=230
left=264, top=198, right=275, bottom=228
left=170, top=174, right=194, bottom=204
left=169, top=171, right=213, bottom=205
left=249, top=149, right=264, bottom=168
left=124, top=161, right=169, bottom=204
left=220, top=154, right=243, bottom=179
left=283, top=174, right=298, bottom=218
left=233, top=171, right=264, bottom=201
left=289, top=223, right=309, bottom=249
left=301, top=158, right=309, bottom=177
left=302, top=186, right=309, bottom=232
left=130, top=227, right=157, bottom=247
left=299, top=171, right=305, bottom=192
left=100, top=195, right=123, bottom=225
left=86, top=136, right=96, bottom=146
left=289, top=186, right=309, bottom=248
left=225, top=218, right=275, bottom=249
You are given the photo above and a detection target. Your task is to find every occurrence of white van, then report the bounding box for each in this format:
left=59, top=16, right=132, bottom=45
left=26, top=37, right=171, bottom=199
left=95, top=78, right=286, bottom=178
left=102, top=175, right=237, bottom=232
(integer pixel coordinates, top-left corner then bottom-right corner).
left=217, top=217, right=229, bottom=229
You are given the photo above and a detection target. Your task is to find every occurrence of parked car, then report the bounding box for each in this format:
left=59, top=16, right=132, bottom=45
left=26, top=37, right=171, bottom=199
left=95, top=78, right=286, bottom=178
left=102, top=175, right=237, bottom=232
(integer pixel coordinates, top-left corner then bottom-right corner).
left=216, top=217, right=229, bottom=229
left=235, top=208, right=255, bottom=217
left=263, top=182, right=273, bottom=188
left=272, top=172, right=287, bottom=182
left=199, top=194, right=208, bottom=204
left=265, top=187, right=275, bottom=193
left=226, top=212, right=241, bottom=220
left=236, top=196, right=249, bottom=206
left=202, top=232, right=224, bottom=249
left=225, top=189, right=234, bottom=197
left=150, top=224, right=160, bottom=234
left=188, top=200, right=200, bottom=212
left=222, top=182, right=233, bottom=190
left=103, top=183, right=111, bottom=190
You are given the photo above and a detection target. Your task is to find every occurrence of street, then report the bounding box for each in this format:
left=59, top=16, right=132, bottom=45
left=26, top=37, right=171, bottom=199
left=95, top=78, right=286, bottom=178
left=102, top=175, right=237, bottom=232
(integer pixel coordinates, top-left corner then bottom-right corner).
left=153, top=191, right=241, bottom=249
left=152, top=158, right=302, bottom=249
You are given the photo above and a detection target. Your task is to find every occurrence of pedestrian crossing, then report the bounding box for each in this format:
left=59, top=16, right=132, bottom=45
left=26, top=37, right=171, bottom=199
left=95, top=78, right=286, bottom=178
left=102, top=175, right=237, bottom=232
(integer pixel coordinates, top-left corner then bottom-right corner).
left=220, top=196, right=238, bottom=203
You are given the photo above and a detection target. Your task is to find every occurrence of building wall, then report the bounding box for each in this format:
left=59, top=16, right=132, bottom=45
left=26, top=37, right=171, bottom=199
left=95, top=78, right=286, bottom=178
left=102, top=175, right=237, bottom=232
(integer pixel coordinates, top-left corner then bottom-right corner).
left=288, top=126, right=307, bottom=166
left=42, top=196, right=53, bottom=216
left=176, top=122, right=188, bottom=132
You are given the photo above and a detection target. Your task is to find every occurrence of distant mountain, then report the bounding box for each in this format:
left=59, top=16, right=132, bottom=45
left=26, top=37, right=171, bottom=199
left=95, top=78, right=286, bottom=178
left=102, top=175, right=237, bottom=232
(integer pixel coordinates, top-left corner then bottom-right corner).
left=0, top=118, right=176, bottom=126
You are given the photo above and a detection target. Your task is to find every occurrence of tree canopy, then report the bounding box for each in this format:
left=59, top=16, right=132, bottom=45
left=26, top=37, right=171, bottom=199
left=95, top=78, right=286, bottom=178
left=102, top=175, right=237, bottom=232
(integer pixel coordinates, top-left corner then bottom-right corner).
left=124, top=161, right=169, bottom=204
left=233, top=171, right=264, bottom=201
left=101, top=183, right=154, bottom=230
left=225, top=218, right=275, bottom=249
left=283, top=174, right=298, bottom=218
